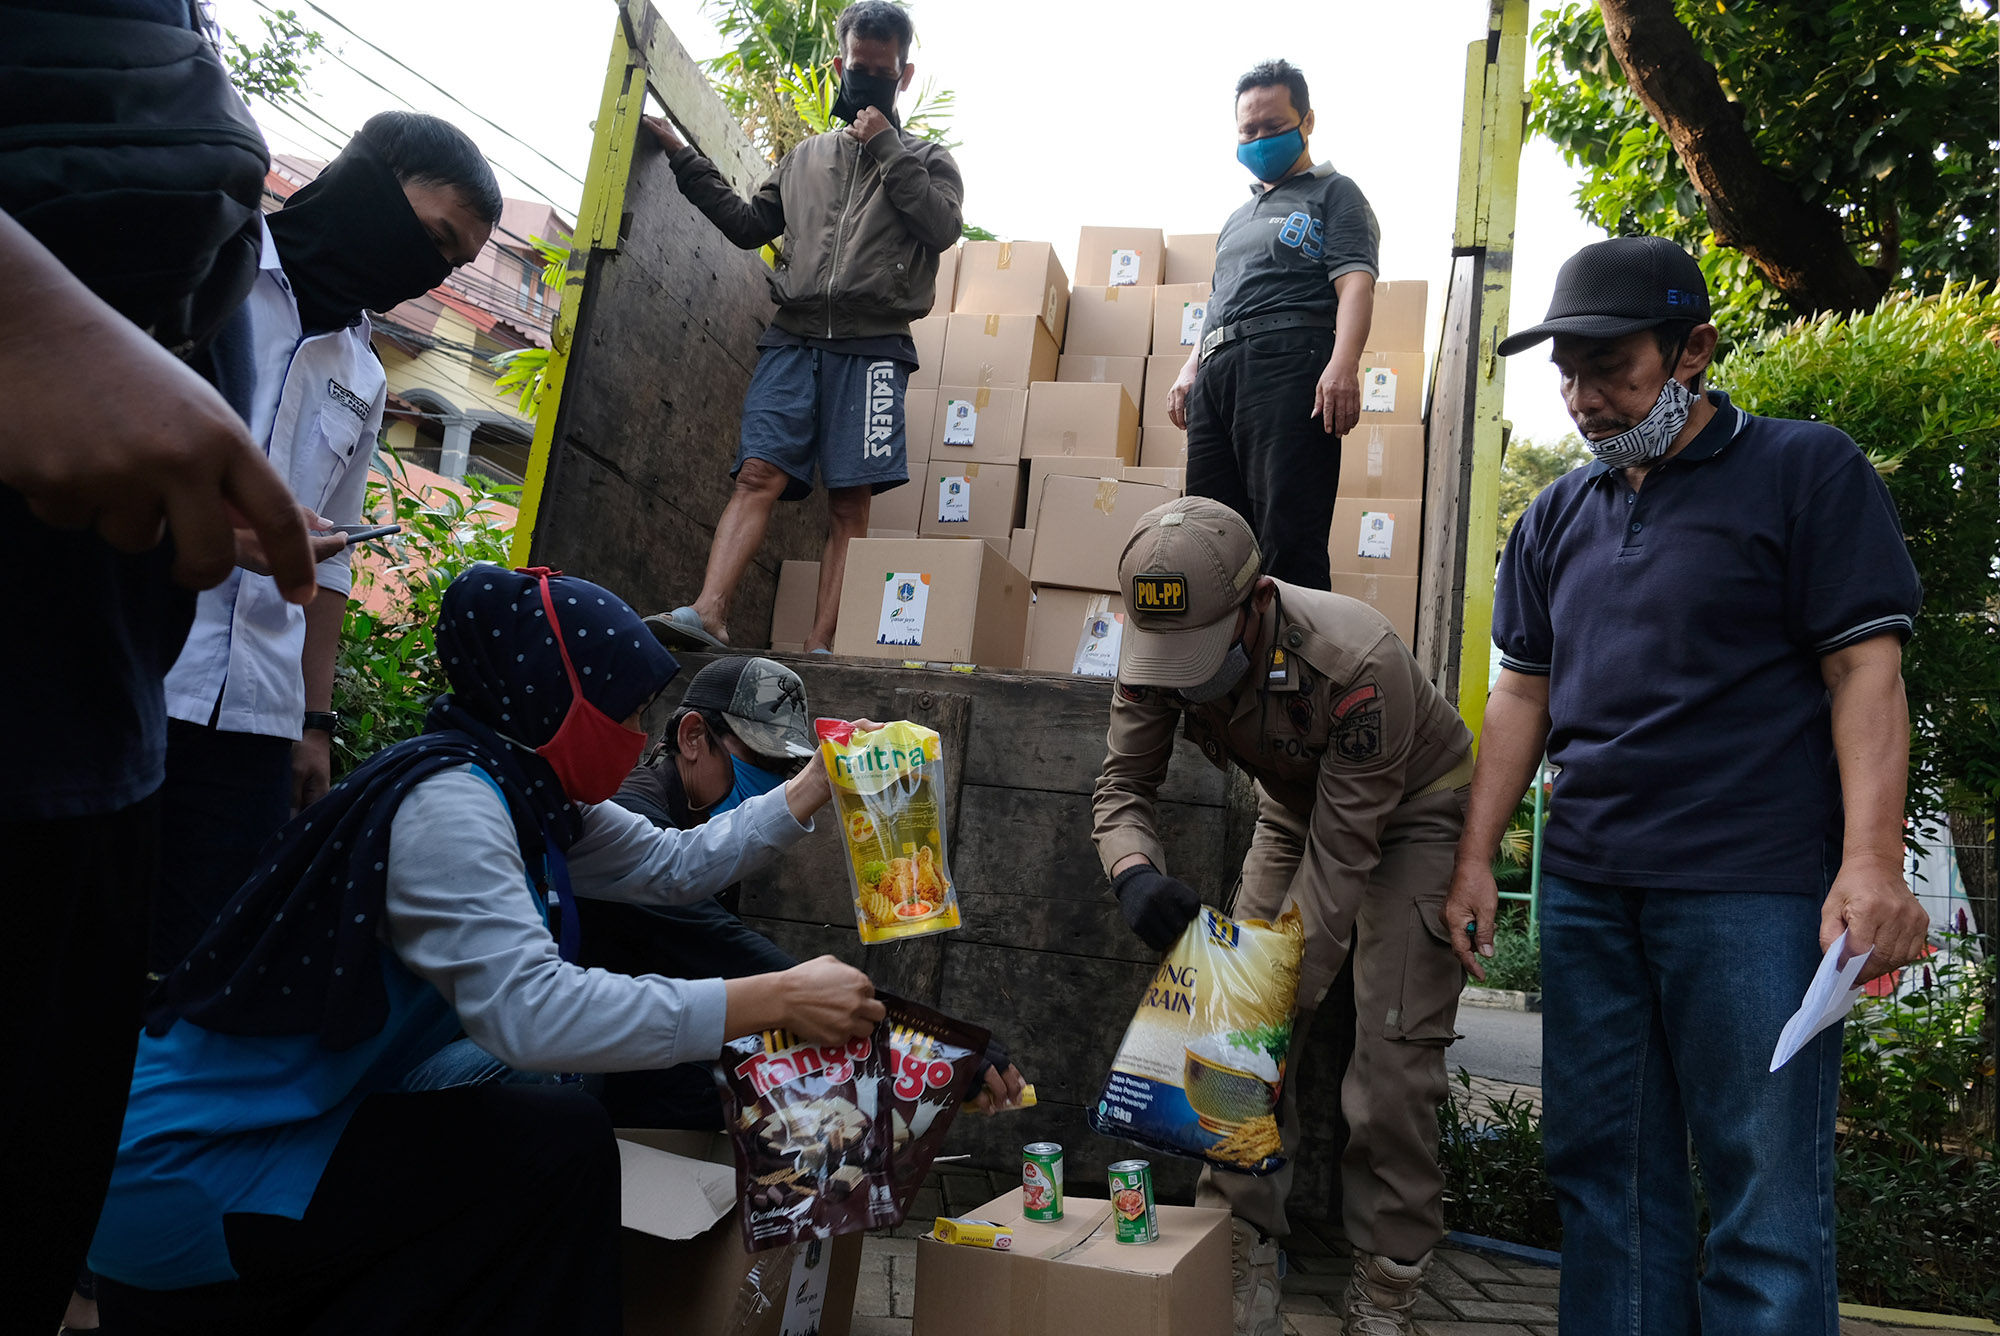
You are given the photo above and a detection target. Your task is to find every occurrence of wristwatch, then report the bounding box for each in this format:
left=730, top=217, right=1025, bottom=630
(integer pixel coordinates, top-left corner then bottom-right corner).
left=303, top=711, right=341, bottom=736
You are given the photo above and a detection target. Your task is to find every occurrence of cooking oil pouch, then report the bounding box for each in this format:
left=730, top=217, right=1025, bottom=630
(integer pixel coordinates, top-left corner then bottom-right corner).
left=1090, top=905, right=1305, bottom=1175
left=814, top=718, right=962, bottom=944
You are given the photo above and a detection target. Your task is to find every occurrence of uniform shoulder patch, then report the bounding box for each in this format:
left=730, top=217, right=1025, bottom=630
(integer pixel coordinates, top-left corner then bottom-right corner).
left=1117, top=682, right=1152, bottom=704
left=1331, top=682, right=1383, bottom=763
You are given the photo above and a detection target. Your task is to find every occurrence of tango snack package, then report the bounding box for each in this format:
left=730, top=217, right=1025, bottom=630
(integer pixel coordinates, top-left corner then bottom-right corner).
left=1090, top=906, right=1305, bottom=1175
left=716, top=1029, right=898, bottom=1250
left=878, top=992, right=990, bottom=1214
left=815, top=719, right=963, bottom=944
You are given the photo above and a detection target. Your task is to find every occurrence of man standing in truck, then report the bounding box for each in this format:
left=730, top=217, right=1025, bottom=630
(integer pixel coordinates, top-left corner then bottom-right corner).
left=640, top=1, right=961, bottom=654
left=1166, top=58, right=1378, bottom=590
left=1093, top=498, right=1473, bottom=1336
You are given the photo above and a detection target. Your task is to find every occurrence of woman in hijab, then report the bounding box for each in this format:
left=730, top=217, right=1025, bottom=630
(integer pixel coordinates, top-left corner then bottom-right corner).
left=88, top=564, right=882, bottom=1335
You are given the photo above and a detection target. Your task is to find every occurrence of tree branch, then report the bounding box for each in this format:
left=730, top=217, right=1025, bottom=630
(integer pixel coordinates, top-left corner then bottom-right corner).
left=1598, top=0, right=1892, bottom=315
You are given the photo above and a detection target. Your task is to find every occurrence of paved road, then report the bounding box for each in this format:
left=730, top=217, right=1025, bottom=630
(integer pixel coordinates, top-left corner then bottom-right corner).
left=1449, top=1004, right=1544, bottom=1087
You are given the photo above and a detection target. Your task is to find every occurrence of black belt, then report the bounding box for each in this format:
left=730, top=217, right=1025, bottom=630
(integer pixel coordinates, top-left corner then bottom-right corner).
left=1198, top=310, right=1336, bottom=361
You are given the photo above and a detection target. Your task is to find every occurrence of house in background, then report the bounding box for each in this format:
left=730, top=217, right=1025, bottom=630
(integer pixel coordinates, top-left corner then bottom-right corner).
left=265, top=155, right=571, bottom=485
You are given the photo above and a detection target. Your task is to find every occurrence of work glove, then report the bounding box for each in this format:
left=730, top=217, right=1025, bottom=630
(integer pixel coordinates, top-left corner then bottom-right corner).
left=1111, top=864, right=1203, bottom=952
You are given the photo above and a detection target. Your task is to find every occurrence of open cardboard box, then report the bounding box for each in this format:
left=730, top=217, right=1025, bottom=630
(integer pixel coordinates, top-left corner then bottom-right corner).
left=616, top=1129, right=862, bottom=1336
left=912, top=1192, right=1231, bottom=1336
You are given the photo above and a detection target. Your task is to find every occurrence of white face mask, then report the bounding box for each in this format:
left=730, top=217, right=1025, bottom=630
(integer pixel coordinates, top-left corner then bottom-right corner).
left=1585, top=374, right=1697, bottom=469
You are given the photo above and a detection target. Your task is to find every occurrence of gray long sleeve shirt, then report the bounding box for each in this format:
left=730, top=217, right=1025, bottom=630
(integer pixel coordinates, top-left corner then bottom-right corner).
left=383, top=765, right=811, bottom=1073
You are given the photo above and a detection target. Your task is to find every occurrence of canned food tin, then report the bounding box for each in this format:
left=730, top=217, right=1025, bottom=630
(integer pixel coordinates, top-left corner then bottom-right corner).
left=1107, top=1159, right=1158, bottom=1243
left=1022, top=1143, right=1064, bottom=1221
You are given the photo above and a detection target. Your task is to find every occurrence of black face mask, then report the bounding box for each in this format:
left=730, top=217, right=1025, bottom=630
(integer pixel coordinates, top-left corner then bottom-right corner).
left=265, top=133, right=456, bottom=336
left=831, top=66, right=902, bottom=125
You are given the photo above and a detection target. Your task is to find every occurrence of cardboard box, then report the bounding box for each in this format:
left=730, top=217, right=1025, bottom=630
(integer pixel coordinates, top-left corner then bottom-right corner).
left=1121, top=465, right=1185, bottom=490
left=768, top=559, right=819, bottom=651
left=1338, top=424, right=1425, bottom=499
left=1010, top=527, right=1036, bottom=573
left=929, top=244, right=959, bottom=317
left=1025, top=587, right=1127, bottom=676
left=1369, top=278, right=1429, bottom=353
left=916, top=461, right=1023, bottom=553
left=1164, top=232, right=1219, bottom=285
left=1328, top=571, right=1419, bottom=647
left=911, top=1192, right=1231, bottom=1336
left=905, top=388, right=937, bottom=468
left=1140, top=425, right=1187, bottom=469
left=1057, top=353, right=1146, bottom=413
left=1144, top=353, right=1190, bottom=428
left=1328, top=495, right=1422, bottom=580
left=617, top=1130, right=862, bottom=1336
left=953, top=241, right=1069, bottom=343
left=1024, top=455, right=1126, bottom=530
left=940, top=314, right=1060, bottom=391
left=1029, top=475, right=1179, bottom=592
left=832, top=538, right=1030, bottom=666
left=1356, top=349, right=1425, bottom=426
left=867, top=528, right=917, bottom=539
left=1062, top=285, right=1154, bottom=357
left=1151, top=282, right=1213, bottom=355
left=910, top=315, right=948, bottom=390
left=927, top=385, right=1028, bottom=467
left=1022, top=382, right=1139, bottom=464
left=871, top=479, right=926, bottom=533
left=1076, top=226, right=1166, bottom=287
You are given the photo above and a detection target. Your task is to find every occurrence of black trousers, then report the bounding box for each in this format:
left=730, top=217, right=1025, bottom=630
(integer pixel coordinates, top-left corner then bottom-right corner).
left=0, top=797, right=158, bottom=1333
left=1185, top=326, right=1342, bottom=590
left=97, top=1085, right=622, bottom=1335
left=150, top=717, right=294, bottom=974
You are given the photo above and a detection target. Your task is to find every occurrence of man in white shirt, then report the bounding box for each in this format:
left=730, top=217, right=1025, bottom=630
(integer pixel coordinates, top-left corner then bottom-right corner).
left=151, top=112, right=501, bottom=976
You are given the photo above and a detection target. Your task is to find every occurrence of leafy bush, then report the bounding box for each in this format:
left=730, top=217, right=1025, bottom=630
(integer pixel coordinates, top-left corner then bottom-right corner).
left=1481, top=921, right=1542, bottom=994
left=330, top=455, right=518, bottom=775
left=1719, top=287, right=2000, bottom=824
left=1438, top=1071, right=1560, bottom=1250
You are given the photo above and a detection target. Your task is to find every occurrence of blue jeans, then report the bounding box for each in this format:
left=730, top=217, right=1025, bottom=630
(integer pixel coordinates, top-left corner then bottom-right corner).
left=1539, top=874, right=1841, bottom=1336
left=399, top=1037, right=555, bottom=1092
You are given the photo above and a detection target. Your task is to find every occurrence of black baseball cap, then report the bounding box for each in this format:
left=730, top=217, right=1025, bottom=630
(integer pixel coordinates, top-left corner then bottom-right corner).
left=1498, top=236, right=1710, bottom=357
left=680, top=655, right=815, bottom=761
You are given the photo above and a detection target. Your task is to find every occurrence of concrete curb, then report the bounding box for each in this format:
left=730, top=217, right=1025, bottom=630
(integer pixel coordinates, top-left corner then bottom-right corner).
left=1461, top=985, right=1542, bottom=1012
left=1444, top=1230, right=1559, bottom=1267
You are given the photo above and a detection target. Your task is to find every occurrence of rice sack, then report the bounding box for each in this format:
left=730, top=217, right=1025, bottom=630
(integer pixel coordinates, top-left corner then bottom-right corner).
left=815, top=718, right=962, bottom=944
left=1090, top=905, right=1305, bottom=1175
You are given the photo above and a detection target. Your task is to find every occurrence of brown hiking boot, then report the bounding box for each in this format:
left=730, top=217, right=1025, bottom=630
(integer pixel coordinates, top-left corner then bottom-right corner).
left=1343, top=1250, right=1430, bottom=1335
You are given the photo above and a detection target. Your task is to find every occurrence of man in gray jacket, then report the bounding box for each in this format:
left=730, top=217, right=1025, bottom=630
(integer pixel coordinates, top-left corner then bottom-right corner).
left=641, top=0, right=962, bottom=654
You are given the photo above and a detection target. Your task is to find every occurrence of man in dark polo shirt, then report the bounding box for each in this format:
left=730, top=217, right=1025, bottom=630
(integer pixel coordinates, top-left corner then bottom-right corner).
left=1165, top=58, right=1379, bottom=589
left=1444, top=236, right=1929, bottom=1335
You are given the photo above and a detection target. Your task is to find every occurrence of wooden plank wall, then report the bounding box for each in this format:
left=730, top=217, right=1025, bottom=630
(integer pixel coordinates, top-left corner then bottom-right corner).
left=1415, top=255, right=1481, bottom=699
left=647, top=654, right=1358, bottom=1217
left=528, top=9, right=827, bottom=642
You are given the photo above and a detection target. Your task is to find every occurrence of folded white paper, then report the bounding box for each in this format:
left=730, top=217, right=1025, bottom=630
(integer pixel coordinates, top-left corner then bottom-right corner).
left=1769, top=930, right=1872, bottom=1072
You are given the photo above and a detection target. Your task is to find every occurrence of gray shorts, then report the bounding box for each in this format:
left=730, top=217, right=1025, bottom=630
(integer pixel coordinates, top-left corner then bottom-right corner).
left=735, top=345, right=911, bottom=501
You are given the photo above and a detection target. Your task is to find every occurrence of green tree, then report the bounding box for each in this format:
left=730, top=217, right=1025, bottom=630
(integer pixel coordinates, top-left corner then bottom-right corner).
left=1530, top=1, right=1997, bottom=343
left=220, top=8, right=324, bottom=105
left=1496, top=433, right=1591, bottom=549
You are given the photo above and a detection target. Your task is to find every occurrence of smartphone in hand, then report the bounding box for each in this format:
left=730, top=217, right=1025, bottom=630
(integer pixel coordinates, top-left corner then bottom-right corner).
left=330, top=523, right=402, bottom=547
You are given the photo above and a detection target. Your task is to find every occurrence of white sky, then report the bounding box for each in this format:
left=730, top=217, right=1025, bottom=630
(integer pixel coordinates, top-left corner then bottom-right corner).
left=212, top=0, right=1602, bottom=443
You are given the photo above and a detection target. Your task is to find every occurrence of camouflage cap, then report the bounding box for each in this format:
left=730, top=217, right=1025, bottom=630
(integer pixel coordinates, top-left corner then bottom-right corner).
left=681, top=656, right=815, bottom=760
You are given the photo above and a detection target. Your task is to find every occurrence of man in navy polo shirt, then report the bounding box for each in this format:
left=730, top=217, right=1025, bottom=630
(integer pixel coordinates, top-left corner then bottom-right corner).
left=1443, top=237, right=1928, bottom=1335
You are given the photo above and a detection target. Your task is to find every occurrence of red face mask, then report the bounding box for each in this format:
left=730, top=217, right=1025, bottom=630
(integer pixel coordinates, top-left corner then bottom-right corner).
left=528, top=572, right=648, bottom=805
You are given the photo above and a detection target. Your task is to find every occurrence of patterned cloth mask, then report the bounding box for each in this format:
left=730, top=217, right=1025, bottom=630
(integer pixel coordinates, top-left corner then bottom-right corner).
left=1585, top=374, right=1696, bottom=469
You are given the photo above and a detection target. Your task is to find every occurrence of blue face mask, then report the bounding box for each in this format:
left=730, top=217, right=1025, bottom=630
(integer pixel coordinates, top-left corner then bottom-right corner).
left=710, top=753, right=786, bottom=816
left=1237, top=125, right=1305, bottom=183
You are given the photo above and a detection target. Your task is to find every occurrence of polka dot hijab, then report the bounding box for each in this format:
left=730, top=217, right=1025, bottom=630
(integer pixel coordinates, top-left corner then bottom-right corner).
left=145, top=564, right=681, bottom=1050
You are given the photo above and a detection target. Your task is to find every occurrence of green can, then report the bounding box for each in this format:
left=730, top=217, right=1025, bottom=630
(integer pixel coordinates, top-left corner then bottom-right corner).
left=1022, top=1142, right=1064, bottom=1222
left=1107, top=1159, right=1158, bottom=1244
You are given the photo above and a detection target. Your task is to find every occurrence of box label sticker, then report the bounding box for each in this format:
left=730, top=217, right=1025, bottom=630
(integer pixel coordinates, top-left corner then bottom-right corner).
left=1362, top=365, right=1398, bottom=413
left=778, top=1239, right=831, bottom=1336
left=1179, top=301, right=1208, bottom=346
left=936, top=476, right=971, bottom=523
left=1108, top=248, right=1142, bottom=286
left=1073, top=608, right=1124, bottom=677
left=877, top=572, right=931, bottom=646
left=941, top=399, right=977, bottom=446
left=1131, top=573, right=1188, bottom=613
left=1357, top=511, right=1397, bottom=560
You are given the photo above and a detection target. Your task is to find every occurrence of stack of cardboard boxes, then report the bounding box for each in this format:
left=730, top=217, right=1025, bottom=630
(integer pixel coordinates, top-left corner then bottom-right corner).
left=781, top=237, right=1433, bottom=667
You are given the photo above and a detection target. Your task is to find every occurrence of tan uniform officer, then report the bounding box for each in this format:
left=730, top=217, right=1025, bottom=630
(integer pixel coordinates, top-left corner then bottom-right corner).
left=1091, top=497, right=1473, bottom=1336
